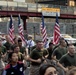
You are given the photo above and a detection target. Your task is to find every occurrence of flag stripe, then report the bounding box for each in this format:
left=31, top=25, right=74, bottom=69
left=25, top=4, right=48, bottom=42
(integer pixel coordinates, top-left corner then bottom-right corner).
left=53, top=13, right=60, bottom=45
left=18, top=15, right=26, bottom=45
left=40, top=15, right=47, bottom=45
left=9, top=15, right=14, bottom=44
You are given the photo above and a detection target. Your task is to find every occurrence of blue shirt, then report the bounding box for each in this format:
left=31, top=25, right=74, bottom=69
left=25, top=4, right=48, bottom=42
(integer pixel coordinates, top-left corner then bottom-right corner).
left=3, top=62, right=24, bottom=75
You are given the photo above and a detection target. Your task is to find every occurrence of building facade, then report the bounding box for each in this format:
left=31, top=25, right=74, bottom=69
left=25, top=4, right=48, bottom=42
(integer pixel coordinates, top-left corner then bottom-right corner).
left=2, top=0, right=76, bottom=6
left=2, top=0, right=35, bottom=3
left=37, top=0, right=76, bottom=6
left=0, top=0, right=76, bottom=37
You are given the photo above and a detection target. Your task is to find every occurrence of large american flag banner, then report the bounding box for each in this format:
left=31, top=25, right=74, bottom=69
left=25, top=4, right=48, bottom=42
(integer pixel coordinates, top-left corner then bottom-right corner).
left=9, top=15, right=14, bottom=44
left=18, top=14, right=26, bottom=45
left=40, top=14, right=47, bottom=45
left=53, top=13, right=60, bottom=45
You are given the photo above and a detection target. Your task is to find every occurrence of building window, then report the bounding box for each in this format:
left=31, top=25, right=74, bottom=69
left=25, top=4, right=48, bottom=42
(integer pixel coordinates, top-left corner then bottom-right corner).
left=69, top=0, right=75, bottom=6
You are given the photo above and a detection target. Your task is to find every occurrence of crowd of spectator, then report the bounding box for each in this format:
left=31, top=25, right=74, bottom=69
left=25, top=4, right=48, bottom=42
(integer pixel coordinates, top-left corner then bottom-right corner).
left=0, top=34, right=76, bottom=75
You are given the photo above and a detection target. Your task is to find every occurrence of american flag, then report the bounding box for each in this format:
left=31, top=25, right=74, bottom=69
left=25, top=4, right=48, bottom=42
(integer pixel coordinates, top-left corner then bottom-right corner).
left=9, top=15, right=14, bottom=44
left=40, top=14, right=47, bottom=45
left=18, top=14, right=26, bottom=45
left=53, top=13, right=60, bottom=45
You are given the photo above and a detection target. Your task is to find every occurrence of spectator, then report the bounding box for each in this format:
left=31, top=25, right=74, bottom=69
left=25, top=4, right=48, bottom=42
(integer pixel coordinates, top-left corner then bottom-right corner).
left=13, top=45, right=24, bottom=61
left=66, top=67, right=76, bottom=75
left=52, top=38, right=67, bottom=60
left=0, top=49, right=5, bottom=75
left=27, top=35, right=35, bottom=54
left=27, top=39, right=48, bottom=75
left=4, top=35, right=12, bottom=53
left=59, top=44, right=76, bottom=68
left=47, top=42, right=54, bottom=60
left=44, top=38, right=49, bottom=48
left=2, top=52, right=26, bottom=75
left=39, top=64, right=58, bottom=75
left=18, top=38, right=28, bottom=56
left=1, top=37, right=6, bottom=45
left=0, top=39, right=7, bottom=60
left=11, top=37, right=18, bottom=51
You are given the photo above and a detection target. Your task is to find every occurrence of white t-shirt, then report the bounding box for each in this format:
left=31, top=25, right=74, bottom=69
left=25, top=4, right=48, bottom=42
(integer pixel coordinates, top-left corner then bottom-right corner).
left=27, top=40, right=35, bottom=48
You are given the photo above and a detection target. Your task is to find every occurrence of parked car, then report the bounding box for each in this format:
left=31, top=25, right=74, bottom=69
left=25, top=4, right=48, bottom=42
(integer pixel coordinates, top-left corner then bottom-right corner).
left=48, top=34, right=76, bottom=44
left=60, top=34, right=76, bottom=44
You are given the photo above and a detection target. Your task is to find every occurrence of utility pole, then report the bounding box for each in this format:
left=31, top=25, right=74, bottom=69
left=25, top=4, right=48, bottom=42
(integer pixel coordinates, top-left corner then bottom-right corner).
left=72, top=24, right=74, bottom=37
left=7, top=0, right=8, bottom=11
left=33, top=26, right=36, bottom=41
left=35, top=0, right=38, bottom=12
